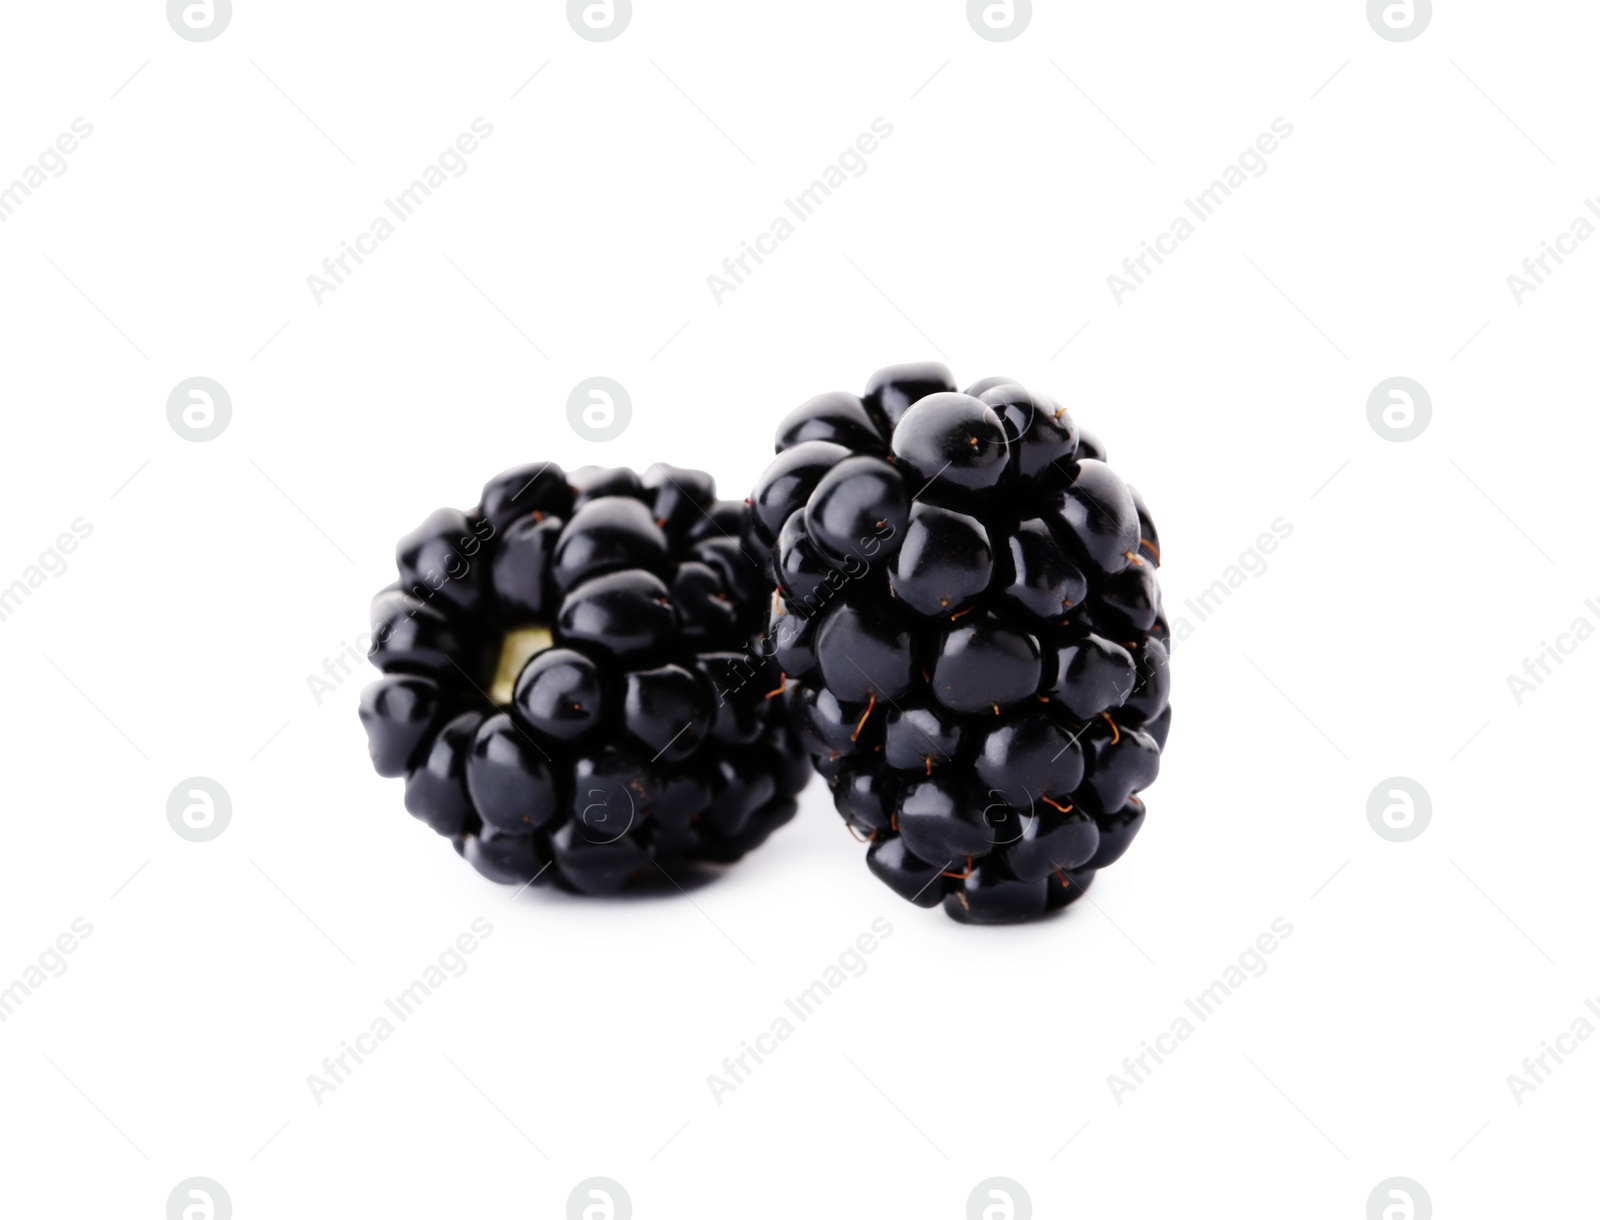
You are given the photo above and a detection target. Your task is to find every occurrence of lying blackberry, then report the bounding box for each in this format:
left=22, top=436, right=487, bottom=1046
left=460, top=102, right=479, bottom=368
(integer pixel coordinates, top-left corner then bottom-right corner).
left=359, top=462, right=809, bottom=895
left=751, top=364, right=1170, bottom=924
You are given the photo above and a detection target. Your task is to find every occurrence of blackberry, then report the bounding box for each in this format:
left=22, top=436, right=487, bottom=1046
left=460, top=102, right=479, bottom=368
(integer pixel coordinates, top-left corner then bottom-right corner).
left=359, top=462, right=809, bottom=895
left=752, top=364, right=1170, bottom=924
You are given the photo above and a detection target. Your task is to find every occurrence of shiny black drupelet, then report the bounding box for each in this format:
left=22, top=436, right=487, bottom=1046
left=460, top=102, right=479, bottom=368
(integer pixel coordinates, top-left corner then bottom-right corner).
left=360, top=463, right=810, bottom=895
left=751, top=364, right=1171, bottom=924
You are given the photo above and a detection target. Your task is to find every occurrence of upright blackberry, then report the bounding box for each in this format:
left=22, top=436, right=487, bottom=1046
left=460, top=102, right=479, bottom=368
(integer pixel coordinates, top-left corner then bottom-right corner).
left=751, top=364, right=1171, bottom=924
left=360, top=462, right=810, bottom=895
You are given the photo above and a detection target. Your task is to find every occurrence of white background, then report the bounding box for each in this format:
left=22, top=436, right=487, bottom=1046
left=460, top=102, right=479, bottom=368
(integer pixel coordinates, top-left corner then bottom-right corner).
left=1, top=2, right=1595, bottom=1217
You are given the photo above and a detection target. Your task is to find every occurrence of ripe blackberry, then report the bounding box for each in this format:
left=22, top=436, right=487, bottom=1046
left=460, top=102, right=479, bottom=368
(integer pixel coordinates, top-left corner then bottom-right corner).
left=752, top=365, right=1171, bottom=924
left=359, top=462, right=809, bottom=895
